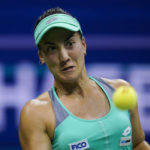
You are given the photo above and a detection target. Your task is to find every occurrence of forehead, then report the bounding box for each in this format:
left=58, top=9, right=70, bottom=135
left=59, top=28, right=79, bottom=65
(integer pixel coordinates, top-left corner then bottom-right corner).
left=40, top=28, right=78, bottom=44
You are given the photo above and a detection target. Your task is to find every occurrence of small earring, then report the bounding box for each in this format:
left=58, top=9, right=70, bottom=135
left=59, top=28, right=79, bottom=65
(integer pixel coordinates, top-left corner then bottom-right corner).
left=39, top=61, right=43, bottom=65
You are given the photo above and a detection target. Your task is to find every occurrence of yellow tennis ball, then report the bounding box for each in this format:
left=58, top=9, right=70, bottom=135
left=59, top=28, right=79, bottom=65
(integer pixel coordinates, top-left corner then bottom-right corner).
left=112, top=86, right=137, bottom=110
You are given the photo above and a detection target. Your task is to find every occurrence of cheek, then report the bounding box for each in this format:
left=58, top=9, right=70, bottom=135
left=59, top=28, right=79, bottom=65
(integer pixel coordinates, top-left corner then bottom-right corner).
left=44, top=55, right=58, bottom=71
left=44, top=53, right=58, bottom=64
left=73, top=42, right=84, bottom=57
left=72, top=44, right=85, bottom=60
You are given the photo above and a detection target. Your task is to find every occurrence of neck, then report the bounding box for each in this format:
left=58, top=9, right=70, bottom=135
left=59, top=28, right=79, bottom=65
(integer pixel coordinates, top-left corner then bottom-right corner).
left=54, top=71, right=92, bottom=97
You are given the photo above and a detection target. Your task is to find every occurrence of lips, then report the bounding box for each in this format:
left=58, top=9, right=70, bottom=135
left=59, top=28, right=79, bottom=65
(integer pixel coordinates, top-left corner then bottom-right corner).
left=61, top=66, right=74, bottom=72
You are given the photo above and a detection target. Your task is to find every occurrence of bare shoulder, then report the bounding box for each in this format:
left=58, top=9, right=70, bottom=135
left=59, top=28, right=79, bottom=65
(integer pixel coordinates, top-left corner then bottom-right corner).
left=20, top=91, right=52, bottom=121
left=19, top=91, right=56, bottom=142
left=102, top=78, right=130, bottom=89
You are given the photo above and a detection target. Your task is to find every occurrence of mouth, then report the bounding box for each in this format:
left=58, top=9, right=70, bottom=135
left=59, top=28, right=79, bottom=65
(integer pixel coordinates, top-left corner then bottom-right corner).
left=61, top=66, right=75, bottom=72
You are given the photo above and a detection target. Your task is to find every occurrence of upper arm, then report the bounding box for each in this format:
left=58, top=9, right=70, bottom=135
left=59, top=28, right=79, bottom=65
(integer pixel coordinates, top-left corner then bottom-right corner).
left=130, top=104, right=146, bottom=148
left=19, top=100, right=52, bottom=150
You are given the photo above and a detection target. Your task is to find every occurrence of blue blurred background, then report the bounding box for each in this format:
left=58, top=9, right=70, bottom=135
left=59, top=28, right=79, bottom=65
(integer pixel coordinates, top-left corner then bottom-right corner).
left=0, top=0, right=150, bottom=149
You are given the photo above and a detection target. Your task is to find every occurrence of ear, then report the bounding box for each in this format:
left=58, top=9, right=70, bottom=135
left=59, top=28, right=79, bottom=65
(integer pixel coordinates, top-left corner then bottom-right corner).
left=38, top=50, right=45, bottom=64
left=81, top=36, right=87, bottom=55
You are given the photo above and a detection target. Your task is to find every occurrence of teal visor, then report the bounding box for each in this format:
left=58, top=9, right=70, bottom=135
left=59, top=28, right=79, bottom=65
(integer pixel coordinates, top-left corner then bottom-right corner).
left=34, top=14, right=82, bottom=45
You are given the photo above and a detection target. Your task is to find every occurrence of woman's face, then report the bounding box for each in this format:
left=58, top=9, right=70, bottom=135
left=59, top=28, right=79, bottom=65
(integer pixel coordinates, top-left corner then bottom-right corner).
left=38, top=28, right=87, bottom=83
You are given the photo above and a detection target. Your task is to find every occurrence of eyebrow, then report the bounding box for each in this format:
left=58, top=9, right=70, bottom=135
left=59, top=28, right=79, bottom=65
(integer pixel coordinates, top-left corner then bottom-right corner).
left=64, top=33, right=75, bottom=41
left=44, top=33, right=75, bottom=45
left=44, top=41, right=55, bottom=45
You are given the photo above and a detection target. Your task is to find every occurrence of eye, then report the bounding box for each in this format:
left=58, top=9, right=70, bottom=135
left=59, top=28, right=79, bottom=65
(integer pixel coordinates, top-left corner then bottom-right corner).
left=46, top=46, right=56, bottom=53
left=66, top=41, right=75, bottom=48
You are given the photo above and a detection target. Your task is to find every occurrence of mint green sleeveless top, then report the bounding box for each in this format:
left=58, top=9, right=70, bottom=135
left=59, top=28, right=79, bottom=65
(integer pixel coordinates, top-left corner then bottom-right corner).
left=48, top=77, right=132, bottom=150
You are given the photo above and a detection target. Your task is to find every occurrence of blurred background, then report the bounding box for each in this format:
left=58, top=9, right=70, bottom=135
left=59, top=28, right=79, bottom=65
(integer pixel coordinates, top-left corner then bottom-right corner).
left=0, top=0, right=150, bottom=149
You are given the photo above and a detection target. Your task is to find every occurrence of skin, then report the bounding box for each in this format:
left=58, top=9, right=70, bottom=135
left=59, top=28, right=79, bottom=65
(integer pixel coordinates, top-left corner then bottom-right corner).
left=19, top=28, right=150, bottom=150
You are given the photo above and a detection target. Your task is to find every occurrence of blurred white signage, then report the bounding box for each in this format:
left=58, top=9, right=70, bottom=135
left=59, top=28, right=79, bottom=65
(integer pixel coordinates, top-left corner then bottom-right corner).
left=0, top=62, right=149, bottom=133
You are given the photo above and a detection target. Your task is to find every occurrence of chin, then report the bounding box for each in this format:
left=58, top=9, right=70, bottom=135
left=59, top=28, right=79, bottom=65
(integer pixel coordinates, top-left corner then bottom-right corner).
left=58, top=74, right=80, bottom=83
left=63, top=76, right=78, bottom=83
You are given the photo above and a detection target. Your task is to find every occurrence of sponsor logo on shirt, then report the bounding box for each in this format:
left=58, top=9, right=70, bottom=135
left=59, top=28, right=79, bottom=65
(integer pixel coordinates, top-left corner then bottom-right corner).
left=69, top=139, right=89, bottom=150
left=120, top=136, right=131, bottom=146
left=122, top=126, right=131, bottom=136
left=120, top=126, right=132, bottom=146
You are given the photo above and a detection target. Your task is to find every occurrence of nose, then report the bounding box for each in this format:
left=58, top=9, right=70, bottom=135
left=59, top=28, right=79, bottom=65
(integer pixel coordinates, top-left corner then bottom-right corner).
left=59, top=46, right=70, bottom=64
